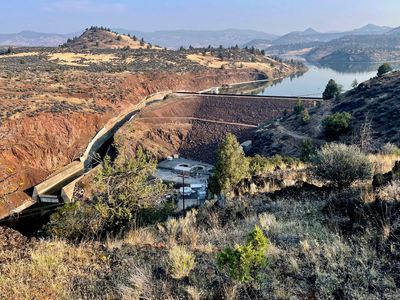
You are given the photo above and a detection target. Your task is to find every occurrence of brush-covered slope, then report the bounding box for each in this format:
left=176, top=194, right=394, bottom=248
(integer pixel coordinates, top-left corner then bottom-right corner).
left=306, top=34, right=400, bottom=63
left=61, top=26, right=154, bottom=50
left=252, top=71, right=400, bottom=156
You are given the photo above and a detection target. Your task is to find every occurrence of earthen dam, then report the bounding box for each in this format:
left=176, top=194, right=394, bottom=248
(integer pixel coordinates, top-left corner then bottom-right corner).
left=0, top=86, right=322, bottom=223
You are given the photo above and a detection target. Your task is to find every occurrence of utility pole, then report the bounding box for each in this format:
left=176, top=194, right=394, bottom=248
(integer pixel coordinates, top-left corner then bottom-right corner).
left=182, top=170, right=185, bottom=210
left=176, top=166, right=191, bottom=211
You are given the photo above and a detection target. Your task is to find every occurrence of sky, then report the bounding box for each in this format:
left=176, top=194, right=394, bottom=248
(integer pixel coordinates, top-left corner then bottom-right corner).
left=1, top=0, right=400, bottom=34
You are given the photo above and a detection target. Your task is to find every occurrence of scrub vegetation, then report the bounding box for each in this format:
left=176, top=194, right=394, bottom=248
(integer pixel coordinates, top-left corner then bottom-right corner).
left=1, top=133, right=399, bottom=299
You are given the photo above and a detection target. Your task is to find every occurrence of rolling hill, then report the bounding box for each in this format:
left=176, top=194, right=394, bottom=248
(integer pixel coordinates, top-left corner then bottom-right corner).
left=305, top=34, right=400, bottom=63
left=60, top=27, right=154, bottom=50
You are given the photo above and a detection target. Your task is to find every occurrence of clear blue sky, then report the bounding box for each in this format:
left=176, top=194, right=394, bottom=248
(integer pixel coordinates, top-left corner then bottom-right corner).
left=2, top=0, right=399, bottom=34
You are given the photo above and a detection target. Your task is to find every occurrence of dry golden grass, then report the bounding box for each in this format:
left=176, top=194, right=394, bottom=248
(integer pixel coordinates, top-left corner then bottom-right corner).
left=167, top=245, right=196, bottom=279
left=124, top=227, right=157, bottom=246
left=2, top=182, right=400, bottom=298
left=239, top=61, right=279, bottom=73
left=48, top=52, right=117, bottom=66
left=186, top=53, right=286, bottom=75
left=157, top=210, right=200, bottom=248
left=368, top=153, right=400, bottom=174
left=0, top=240, right=104, bottom=300
left=185, top=286, right=204, bottom=300
left=103, top=34, right=161, bottom=50
left=286, top=47, right=313, bottom=56
left=186, top=53, right=228, bottom=68
left=377, top=180, right=400, bottom=201
left=0, top=52, right=39, bottom=59
left=119, top=264, right=154, bottom=300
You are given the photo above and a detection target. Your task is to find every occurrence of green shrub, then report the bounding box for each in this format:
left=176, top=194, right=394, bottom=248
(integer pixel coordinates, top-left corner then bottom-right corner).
left=167, top=245, right=196, bottom=279
left=210, top=133, right=249, bottom=195
left=45, top=202, right=104, bottom=241
left=217, top=226, right=269, bottom=283
left=312, top=143, right=373, bottom=187
left=377, top=63, right=392, bottom=77
left=322, top=112, right=352, bottom=140
left=300, top=139, right=317, bottom=162
left=293, top=99, right=304, bottom=115
left=301, top=108, right=310, bottom=124
left=249, top=154, right=302, bottom=176
left=46, top=149, right=166, bottom=239
left=93, top=149, right=166, bottom=233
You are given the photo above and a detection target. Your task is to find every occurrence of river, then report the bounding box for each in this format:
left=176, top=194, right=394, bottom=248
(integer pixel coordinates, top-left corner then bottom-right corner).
left=222, top=61, right=399, bottom=97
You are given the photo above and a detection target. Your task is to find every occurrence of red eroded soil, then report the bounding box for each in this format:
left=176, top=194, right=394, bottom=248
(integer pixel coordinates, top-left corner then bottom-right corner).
left=0, top=69, right=266, bottom=217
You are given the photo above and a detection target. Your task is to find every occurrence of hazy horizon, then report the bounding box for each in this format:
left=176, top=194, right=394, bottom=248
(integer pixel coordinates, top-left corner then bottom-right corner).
left=2, top=0, right=399, bottom=35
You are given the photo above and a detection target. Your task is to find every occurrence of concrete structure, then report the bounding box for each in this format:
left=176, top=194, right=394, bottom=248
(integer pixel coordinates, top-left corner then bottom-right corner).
left=177, top=183, right=208, bottom=210
left=2, top=91, right=171, bottom=220
left=32, top=161, right=85, bottom=202
left=175, top=91, right=322, bottom=103
left=158, top=158, right=213, bottom=174
left=156, top=157, right=212, bottom=210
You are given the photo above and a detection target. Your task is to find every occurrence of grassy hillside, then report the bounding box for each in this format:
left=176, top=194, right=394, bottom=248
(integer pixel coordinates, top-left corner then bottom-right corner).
left=252, top=71, right=400, bottom=157
left=1, top=148, right=399, bottom=298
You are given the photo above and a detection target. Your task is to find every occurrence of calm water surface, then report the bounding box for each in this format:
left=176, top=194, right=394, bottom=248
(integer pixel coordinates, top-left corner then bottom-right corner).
left=224, top=62, right=399, bottom=97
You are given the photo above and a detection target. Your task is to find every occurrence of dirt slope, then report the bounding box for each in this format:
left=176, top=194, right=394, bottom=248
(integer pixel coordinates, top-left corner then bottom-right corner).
left=0, top=42, right=304, bottom=217
left=115, top=94, right=316, bottom=164
left=251, top=71, right=400, bottom=157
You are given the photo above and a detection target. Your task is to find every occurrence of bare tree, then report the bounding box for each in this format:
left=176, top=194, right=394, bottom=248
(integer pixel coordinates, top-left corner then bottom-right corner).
left=358, top=114, right=374, bottom=153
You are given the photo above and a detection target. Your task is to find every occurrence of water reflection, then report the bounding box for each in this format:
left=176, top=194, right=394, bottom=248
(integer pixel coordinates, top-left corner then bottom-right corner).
left=221, top=62, right=398, bottom=97
left=317, top=61, right=400, bottom=74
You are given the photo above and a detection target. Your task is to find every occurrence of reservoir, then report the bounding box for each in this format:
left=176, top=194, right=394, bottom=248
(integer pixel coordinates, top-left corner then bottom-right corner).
left=223, top=62, right=399, bottom=97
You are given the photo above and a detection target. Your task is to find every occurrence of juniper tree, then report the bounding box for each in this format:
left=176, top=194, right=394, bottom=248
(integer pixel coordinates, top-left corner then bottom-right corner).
left=322, top=79, right=341, bottom=100
left=377, top=63, right=392, bottom=77
left=210, top=133, right=249, bottom=196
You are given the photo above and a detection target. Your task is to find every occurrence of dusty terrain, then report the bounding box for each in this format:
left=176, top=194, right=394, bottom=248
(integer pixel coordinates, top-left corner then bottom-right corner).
left=1, top=164, right=399, bottom=299
left=115, top=93, right=317, bottom=164
left=0, top=28, right=305, bottom=217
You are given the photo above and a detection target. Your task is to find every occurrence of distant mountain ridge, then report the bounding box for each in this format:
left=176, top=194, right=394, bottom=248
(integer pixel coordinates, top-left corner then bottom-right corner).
left=388, top=26, right=400, bottom=35
left=113, top=28, right=279, bottom=49
left=0, top=24, right=397, bottom=49
left=244, top=24, right=400, bottom=64
left=0, top=30, right=79, bottom=47
left=270, top=24, right=394, bottom=46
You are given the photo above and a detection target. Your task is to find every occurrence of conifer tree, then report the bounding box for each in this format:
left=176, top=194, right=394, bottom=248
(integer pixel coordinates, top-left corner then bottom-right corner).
left=210, top=133, right=249, bottom=195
